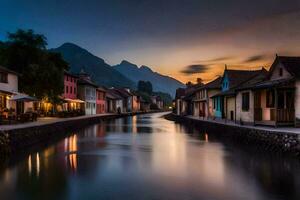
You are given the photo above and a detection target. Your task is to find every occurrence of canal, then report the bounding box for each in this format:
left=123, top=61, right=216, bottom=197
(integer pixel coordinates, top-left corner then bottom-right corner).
left=0, top=112, right=299, bottom=200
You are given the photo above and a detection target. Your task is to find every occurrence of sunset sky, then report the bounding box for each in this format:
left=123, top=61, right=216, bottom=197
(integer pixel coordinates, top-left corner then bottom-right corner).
left=1, top=0, right=300, bottom=83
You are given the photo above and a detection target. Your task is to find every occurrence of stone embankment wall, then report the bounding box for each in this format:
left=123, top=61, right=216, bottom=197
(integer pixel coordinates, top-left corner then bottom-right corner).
left=0, top=111, right=164, bottom=155
left=165, top=114, right=300, bottom=157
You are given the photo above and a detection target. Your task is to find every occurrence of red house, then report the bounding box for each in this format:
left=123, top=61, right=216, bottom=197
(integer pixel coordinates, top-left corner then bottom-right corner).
left=96, top=87, right=106, bottom=114
left=62, top=71, right=84, bottom=111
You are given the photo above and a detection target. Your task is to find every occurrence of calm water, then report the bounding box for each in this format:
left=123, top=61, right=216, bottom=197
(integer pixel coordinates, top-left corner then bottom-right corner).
left=0, top=113, right=299, bottom=200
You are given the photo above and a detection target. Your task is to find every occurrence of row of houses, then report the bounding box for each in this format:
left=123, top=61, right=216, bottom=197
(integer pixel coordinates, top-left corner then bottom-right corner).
left=175, top=55, right=300, bottom=127
left=0, top=66, right=164, bottom=121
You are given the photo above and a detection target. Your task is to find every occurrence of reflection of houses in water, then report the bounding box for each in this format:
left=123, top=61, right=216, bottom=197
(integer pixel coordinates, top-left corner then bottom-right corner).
left=27, top=153, right=40, bottom=177
left=132, top=115, right=137, bottom=134
left=205, top=133, right=209, bottom=142
left=82, top=125, right=98, bottom=138
left=96, top=122, right=106, bottom=137
left=106, top=117, right=139, bottom=133
left=64, top=135, right=78, bottom=173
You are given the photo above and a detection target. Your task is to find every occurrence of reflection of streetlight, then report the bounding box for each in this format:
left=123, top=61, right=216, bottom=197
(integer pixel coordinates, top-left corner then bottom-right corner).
left=36, top=153, right=40, bottom=177
left=68, top=135, right=78, bottom=172
left=132, top=115, right=137, bottom=134
left=28, top=155, right=32, bottom=175
left=205, top=133, right=209, bottom=142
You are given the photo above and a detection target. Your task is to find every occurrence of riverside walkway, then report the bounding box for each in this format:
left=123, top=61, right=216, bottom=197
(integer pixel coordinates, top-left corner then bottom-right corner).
left=0, top=113, right=115, bottom=131
left=186, top=115, right=300, bottom=135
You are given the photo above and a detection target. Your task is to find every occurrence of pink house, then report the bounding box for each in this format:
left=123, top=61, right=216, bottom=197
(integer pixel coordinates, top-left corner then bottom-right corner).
left=63, top=71, right=78, bottom=99
left=96, top=87, right=106, bottom=114
left=62, top=71, right=84, bottom=111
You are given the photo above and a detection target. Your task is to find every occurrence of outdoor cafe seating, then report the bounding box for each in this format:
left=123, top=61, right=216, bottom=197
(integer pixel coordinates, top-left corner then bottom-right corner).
left=0, top=94, right=38, bottom=124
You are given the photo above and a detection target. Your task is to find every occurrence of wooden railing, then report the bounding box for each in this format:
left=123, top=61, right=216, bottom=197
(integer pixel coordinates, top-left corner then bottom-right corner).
left=270, top=108, right=295, bottom=122
left=276, top=108, right=295, bottom=122
left=256, top=108, right=294, bottom=123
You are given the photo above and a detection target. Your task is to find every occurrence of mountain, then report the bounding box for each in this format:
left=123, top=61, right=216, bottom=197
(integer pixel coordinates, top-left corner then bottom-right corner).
left=51, top=43, right=135, bottom=89
left=114, top=60, right=185, bottom=97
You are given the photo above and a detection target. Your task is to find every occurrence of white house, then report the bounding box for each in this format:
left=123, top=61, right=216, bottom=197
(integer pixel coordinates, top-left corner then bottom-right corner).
left=77, top=70, right=98, bottom=115
left=250, top=56, right=300, bottom=127
left=192, top=77, right=222, bottom=119
left=0, top=66, right=18, bottom=111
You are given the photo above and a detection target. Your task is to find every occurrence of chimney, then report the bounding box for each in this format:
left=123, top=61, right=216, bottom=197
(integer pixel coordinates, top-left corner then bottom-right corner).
left=197, top=78, right=203, bottom=84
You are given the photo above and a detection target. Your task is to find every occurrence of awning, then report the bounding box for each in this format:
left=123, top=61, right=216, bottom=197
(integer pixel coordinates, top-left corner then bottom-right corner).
left=10, top=94, right=38, bottom=102
left=64, top=98, right=85, bottom=103
left=252, top=78, right=295, bottom=89
left=211, top=89, right=236, bottom=98
left=0, top=90, right=17, bottom=95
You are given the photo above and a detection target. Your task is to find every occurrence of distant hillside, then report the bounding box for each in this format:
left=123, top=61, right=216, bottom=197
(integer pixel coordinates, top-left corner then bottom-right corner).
left=114, top=60, right=184, bottom=97
left=51, top=43, right=135, bottom=89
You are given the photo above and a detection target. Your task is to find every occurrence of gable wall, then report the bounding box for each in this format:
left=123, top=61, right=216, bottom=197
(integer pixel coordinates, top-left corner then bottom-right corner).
left=270, top=62, right=292, bottom=81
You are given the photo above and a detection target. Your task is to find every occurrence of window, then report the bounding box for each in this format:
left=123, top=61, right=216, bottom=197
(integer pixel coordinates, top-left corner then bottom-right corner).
left=266, top=89, right=275, bottom=108
left=213, top=98, right=216, bottom=109
left=74, top=87, right=76, bottom=94
left=70, top=86, right=72, bottom=94
left=279, top=68, right=283, bottom=76
left=66, top=86, right=68, bottom=93
left=242, top=92, right=250, bottom=111
left=0, top=72, right=8, bottom=83
left=67, top=76, right=69, bottom=81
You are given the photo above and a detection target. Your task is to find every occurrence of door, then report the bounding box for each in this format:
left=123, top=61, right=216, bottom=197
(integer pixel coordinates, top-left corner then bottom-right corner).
left=221, top=97, right=225, bottom=118
left=254, top=91, right=262, bottom=121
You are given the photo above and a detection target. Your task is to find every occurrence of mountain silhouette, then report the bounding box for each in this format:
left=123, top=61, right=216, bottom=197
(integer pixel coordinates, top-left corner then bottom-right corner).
left=51, top=43, right=135, bottom=89
left=52, top=43, right=184, bottom=97
left=114, top=60, right=184, bottom=97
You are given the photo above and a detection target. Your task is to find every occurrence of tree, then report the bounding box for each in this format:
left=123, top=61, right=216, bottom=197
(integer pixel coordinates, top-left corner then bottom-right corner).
left=0, top=29, right=69, bottom=103
left=137, top=80, right=153, bottom=94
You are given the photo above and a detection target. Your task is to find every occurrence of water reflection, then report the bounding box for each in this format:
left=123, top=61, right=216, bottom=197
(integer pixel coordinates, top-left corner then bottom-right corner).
left=65, top=135, right=78, bottom=173
left=0, top=113, right=299, bottom=200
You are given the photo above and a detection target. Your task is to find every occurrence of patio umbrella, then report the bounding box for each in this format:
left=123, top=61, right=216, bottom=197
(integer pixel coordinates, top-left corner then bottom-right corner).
left=10, top=94, right=38, bottom=102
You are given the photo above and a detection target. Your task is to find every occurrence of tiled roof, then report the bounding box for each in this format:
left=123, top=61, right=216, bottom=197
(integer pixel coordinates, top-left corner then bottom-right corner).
left=252, top=78, right=295, bottom=89
left=204, top=76, right=222, bottom=89
left=77, top=78, right=98, bottom=88
left=236, top=69, right=268, bottom=91
left=0, top=65, right=20, bottom=76
left=106, top=89, right=123, bottom=100
left=212, top=68, right=267, bottom=97
left=211, top=88, right=236, bottom=98
left=114, top=88, right=132, bottom=98
left=225, top=69, right=264, bottom=89
left=97, top=86, right=107, bottom=92
left=196, top=76, right=222, bottom=91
